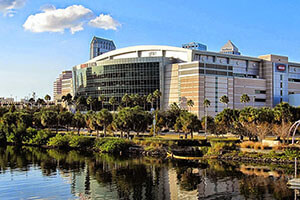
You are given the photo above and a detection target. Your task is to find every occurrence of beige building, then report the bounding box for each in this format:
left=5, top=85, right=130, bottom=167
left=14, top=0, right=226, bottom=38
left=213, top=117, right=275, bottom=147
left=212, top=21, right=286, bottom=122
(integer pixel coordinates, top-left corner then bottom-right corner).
left=53, top=70, right=73, bottom=104
left=72, top=41, right=300, bottom=117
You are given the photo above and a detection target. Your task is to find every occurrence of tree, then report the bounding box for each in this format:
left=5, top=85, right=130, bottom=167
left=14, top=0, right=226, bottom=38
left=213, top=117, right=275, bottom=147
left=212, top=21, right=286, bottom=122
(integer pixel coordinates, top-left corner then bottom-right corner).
left=187, top=99, right=194, bottom=112
left=178, top=111, right=201, bottom=139
left=98, top=95, right=105, bottom=109
left=215, top=108, right=239, bottom=135
left=41, top=110, right=58, bottom=133
left=109, top=96, right=117, bottom=111
left=273, top=102, right=293, bottom=142
left=86, top=96, right=96, bottom=111
left=36, top=98, right=46, bottom=107
left=153, top=89, right=162, bottom=110
left=96, top=109, right=113, bottom=137
left=243, top=122, right=272, bottom=142
left=73, top=111, right=86, bottom=135
left=203, top=98, right=211, bottom=137
left=76, top=96, right=86, bottom=111
left=240, top=94, right=250, bottom=107
left=44, top=94, right=51, bottom=106
left=122, top=93, right=131, bottom=107
left=220, top=95, right=229, bottom=108
left=58, top=111, right=73, bottom=132
left=201, top=116, right=216, bottom=135
left=114, top=107, right=135, bottom=138
left=132, top=106, right=151, bottom=136
left=62, top=93, right=73, bottom=105
left=147, top=93, right=155, bottom=110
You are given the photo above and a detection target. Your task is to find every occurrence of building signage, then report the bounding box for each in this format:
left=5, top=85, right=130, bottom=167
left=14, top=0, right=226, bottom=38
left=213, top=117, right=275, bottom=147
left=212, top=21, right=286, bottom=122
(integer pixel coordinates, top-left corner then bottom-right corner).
left=275, top=63, right=287, bottom=72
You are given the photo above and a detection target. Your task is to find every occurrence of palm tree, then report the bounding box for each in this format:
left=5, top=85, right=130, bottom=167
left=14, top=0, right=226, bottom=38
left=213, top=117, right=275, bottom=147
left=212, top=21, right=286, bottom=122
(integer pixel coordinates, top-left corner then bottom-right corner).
left=86, top=96, right=95, bottom=111
left=109, top=96, right=117, bottom=111
left=44, top=94, right=51, bottom=107
left=220, top=95, right=229, bottom=108
left=240, top=94, right=250, bottom=107
left=147, top=93, right=155, bottom=110
left=62, top=93, right=73, bottom=105
left=98, top=95, right=105, bottom=109
left=187, top=99, right=194, bottom=112
left=203, top=98, right=211, bottom=138
left=96, top=109, right=113, bottom=137
left=153, top=89, right=162, bottom=110
left=141, top=95, right=147, bottom=110
left=122, top=93, right=130, bottom=107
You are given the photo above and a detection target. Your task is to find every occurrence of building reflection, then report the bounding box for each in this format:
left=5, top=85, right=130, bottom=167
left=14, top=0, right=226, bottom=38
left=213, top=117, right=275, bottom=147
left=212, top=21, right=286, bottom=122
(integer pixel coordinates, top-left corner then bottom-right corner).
left=0, top=146, right=297, bottom=200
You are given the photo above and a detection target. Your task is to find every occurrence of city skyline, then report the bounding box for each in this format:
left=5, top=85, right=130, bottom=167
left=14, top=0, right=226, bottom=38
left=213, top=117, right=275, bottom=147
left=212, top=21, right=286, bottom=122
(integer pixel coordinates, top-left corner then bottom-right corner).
left=1, top=0, right=300, bottom=99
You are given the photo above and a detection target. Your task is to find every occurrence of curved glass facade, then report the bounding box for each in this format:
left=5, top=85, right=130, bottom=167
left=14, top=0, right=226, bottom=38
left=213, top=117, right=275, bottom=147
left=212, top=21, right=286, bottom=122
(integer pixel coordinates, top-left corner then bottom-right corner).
left=73, top=57, right=171, bottom=107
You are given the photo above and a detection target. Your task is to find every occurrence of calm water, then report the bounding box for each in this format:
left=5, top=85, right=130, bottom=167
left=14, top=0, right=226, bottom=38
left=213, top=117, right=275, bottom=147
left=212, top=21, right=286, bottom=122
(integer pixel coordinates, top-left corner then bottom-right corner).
left=0, top=146, right=298, bottom=200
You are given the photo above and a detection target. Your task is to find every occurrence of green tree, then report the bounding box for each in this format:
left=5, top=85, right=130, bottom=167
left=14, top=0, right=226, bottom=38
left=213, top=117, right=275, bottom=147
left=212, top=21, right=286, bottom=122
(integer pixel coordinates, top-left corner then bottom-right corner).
left=96, top=109, right=113, bottom=137
left=58, top=111, right=74, bottom=132
left=62, top=93, right=73, bottom=105
left=240, top=94, right=250, bottom=107
left=98, top=95, right=105, bottom=109
left=36, top=98, right=46, bottom=107
left=114, top=107, right=135, bottom=138
left=44, top=94, right=51, bottom=106
left=147, top=93, right=155, bottom=109
left=109, top=96, right=117, bottom=111
left=41, top=110, right=58, bottom=133
left=187, top=99, right=194, bottom=112
left=73, top=111, right=86, bottom=135
left=178, top=111, right=201, bottom=139
left=86, top=96, right=96, bottom=111
left=153, top=89, right=162, bottom=110
left=219, top=95, right=229, bottom=108
left=203, top=98, right=211, bottom=137
left=122, top=93, right=131, bottom=107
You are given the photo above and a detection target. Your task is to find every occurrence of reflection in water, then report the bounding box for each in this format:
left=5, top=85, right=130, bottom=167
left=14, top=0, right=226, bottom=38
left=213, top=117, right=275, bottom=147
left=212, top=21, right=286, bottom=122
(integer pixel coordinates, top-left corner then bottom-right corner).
left=0, top=145, right=297, bottom=199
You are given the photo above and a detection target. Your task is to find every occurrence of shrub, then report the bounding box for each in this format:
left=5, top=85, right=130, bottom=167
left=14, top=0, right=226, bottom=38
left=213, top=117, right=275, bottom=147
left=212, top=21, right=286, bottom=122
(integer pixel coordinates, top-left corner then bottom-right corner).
left=29, top=129, right=52, bottom=145
left=69, top=135, right=94, bottom=149
left=47, top=134, right=71, bottom=148
left=94, top=138, right=132, bottom=154
left=240, top=141, right=255, bottom=148
left=253, top=142, right=268, bottom=150
left=208, top=142, right=236, bottom=155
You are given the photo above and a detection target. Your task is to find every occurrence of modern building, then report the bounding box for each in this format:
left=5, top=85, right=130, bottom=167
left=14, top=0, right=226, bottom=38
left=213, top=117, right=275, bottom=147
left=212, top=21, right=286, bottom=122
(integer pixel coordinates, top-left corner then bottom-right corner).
left=182, top=42, right=207, bottom=51
left=90, top=36, right=116, bottom=59
left=53, top=70, right=73, bottom=104
left=73, top=42, right=300, bottom=117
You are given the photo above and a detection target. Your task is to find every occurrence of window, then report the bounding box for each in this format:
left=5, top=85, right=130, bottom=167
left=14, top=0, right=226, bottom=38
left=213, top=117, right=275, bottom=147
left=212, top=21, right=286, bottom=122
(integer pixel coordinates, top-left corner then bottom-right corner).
left=255, top=90, right=266, bottom=94
left=255, top=98, right=266, bottom=102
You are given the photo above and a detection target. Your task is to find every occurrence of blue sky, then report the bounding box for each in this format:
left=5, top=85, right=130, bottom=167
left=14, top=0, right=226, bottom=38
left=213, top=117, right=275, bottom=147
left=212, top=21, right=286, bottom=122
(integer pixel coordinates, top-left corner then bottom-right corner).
left=0, top=0, right=300, bottom=99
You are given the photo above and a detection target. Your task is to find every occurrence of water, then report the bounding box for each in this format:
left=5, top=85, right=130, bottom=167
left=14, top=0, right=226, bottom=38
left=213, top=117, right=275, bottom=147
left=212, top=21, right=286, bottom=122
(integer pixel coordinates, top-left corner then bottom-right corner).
left=0, top=146, right=297, bottom=200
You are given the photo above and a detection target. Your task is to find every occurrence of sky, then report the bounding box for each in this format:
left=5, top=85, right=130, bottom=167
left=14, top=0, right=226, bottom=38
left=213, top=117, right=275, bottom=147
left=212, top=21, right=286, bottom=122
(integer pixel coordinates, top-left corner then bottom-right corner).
left=1, top=0, right=300, bottom=100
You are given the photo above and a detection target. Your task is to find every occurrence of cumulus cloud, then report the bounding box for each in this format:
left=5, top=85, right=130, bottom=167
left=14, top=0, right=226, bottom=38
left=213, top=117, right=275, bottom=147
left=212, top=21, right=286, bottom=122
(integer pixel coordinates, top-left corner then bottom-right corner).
left=0, top=0, right=26, bottom=16
left=23, top=5, right=93, bottom=34
left=89, top=14, right=121, bottom=30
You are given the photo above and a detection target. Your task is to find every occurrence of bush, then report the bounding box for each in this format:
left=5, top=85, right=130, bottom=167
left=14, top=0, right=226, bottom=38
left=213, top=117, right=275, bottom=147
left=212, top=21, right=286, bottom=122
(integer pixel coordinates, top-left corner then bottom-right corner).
left=94, top=138, right=132, bottom=154
left=47, top=134, right=71, bottom=148
left=69, top=135, right=94, bottom=149
left=29, top=129, right=52, bottom=145
left=240, top=141, right=255, bottom=148
left=208, top=142, right=236, bottom=155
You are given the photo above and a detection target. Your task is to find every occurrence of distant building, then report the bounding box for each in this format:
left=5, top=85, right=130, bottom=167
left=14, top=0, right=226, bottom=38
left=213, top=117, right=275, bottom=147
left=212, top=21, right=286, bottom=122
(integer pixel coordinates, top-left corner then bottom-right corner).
left=90, top=36, right=116, bottom=59
left=220, top=40, right=241, bottom=55
left=0, top=97, right=14, bottom=105
left=182, top=42, right=207, bottom=51
left=53, top=71, right=73, bottom=104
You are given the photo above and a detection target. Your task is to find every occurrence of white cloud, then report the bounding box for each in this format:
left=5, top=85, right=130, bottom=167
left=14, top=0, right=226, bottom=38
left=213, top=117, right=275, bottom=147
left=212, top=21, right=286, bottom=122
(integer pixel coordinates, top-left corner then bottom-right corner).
left=0, top=0, right=26, bottom=16
left=89, top=14, right=121, bottom=30
left=23, top=5, right=93, bottom=34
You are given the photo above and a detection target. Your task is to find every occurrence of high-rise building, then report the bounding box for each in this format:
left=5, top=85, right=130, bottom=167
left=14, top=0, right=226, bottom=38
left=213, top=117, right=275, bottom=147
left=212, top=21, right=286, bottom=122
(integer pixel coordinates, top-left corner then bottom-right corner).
left=53, top=70, right=73, bottom=104
left=90, top=36, right=116, bottom=59
left=220, top=40, right=241, bottom=55
left=182, top=42, right=207, bottom=51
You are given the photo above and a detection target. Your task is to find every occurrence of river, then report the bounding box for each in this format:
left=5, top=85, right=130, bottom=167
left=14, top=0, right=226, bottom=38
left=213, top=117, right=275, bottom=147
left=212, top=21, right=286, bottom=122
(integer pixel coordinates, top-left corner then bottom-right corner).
left=0, top=146, right=297, bottom=200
